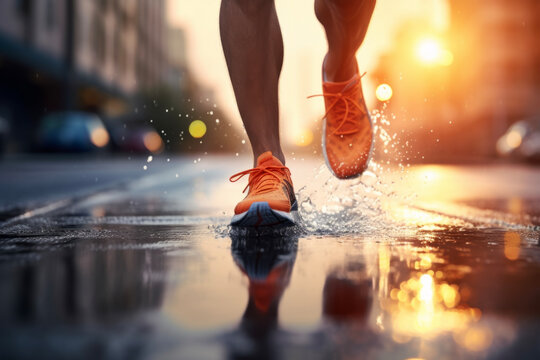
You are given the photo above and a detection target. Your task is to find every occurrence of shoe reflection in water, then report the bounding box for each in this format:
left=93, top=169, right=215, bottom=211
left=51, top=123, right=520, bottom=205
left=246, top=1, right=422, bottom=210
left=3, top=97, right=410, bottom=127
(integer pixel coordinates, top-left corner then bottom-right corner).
left=228, top=231, right=298, bottom=360
left=323, top=263, right=372, bottom=323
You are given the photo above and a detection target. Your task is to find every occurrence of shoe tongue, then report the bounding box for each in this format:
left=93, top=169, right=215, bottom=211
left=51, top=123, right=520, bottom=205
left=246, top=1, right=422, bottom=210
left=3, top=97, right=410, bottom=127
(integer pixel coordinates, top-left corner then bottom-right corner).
left=256, top=151, right=283, bottom=167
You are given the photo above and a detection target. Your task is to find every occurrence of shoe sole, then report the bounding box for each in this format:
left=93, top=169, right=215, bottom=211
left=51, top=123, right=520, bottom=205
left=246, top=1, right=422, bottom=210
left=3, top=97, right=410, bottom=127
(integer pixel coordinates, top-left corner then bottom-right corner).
left=230, top=202, right=298, bottom=228
left=322, top=111, right=375, bottom=180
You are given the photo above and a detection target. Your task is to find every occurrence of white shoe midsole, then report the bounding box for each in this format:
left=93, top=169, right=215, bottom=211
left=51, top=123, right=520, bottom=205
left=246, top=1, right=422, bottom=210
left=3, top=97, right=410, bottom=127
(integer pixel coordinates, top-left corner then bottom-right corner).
left=231, top=209, right=297, bottom=223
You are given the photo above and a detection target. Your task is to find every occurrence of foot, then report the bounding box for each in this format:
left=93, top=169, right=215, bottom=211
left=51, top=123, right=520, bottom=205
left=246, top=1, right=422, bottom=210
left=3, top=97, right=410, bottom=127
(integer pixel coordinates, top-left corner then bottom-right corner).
left=229, top=151, right=298, bottom=227
left=318, top=64, right=373, bottom=179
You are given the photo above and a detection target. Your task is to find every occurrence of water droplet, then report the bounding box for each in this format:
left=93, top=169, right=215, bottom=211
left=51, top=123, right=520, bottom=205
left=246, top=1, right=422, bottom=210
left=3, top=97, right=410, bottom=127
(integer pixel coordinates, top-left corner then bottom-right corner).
left=147, top=156, right=153, bottom=163
left=143, top=165, right=148, bottom=170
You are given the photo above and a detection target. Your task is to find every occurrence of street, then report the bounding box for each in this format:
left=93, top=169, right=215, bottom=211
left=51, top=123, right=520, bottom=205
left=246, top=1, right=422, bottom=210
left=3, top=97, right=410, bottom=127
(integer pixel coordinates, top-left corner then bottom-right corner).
left=1, top=155, right=539, bottom=360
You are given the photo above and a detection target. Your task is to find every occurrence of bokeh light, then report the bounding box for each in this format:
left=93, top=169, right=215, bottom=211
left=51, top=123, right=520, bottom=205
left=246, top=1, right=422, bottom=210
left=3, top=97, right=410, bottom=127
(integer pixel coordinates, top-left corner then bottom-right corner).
left=504, top=232, right=521, bottom=261
left=376, top=83, right=393, bottom=102
left=189, top=120, right=207, bottom=138
left=143, top=132, right=164, bottom=153
left=496, top=129, right=523, bottom=155
left=90, top=128, right=110, bottom=148
left=294, top=129, right=314, bottom=147
left=506, top=130, right=523, bottom=149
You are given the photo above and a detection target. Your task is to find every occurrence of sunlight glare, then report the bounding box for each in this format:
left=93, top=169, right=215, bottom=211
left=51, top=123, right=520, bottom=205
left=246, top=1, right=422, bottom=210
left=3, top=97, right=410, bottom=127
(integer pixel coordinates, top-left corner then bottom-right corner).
left=416, top=38, right=442, bottom=64
left=415, top=37, right=453, bottom=66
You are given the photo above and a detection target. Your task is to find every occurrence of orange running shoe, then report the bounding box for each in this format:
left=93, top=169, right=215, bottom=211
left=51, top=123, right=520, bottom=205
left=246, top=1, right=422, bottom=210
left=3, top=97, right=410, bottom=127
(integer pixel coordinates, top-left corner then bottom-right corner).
left=311, top=67, right=374, bottom=179
left=229, top=151, right=298, bottom=227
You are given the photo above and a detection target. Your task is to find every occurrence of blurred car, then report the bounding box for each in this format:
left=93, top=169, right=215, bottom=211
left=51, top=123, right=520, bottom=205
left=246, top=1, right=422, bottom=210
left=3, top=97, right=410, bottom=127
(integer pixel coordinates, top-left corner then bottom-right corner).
left=496, top=116, right=540, bottom=163
left=37, top=112, right=110, bottom=152
left=105, top=116, right=164, bottom=154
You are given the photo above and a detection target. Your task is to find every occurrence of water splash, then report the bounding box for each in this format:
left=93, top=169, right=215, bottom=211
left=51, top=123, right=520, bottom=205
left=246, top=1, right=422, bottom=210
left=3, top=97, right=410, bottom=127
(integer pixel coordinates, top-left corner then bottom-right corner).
left=296, top=162, right=401, bottom=235
left=214, top=107, right=417, bottom=237
left=294, top=106, right=411, bottom=235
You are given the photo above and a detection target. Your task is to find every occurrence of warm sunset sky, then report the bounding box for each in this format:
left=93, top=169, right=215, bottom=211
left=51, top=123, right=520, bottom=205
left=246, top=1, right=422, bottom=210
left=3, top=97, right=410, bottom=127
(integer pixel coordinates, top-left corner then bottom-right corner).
left=167, top=0, right=449, bottom=146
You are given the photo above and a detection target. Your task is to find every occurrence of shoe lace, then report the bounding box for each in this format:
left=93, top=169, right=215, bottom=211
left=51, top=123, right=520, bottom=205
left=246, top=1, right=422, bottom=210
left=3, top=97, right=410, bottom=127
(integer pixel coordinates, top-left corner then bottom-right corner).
left=229, top=165, right=289, bottom=194
left=308, top=72, right=367, bottom=136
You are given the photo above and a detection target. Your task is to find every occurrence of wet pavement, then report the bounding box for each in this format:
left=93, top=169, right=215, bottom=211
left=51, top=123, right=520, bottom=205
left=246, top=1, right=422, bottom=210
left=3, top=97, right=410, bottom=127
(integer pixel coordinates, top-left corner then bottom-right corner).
left=1, top=156, right=539, bottom=360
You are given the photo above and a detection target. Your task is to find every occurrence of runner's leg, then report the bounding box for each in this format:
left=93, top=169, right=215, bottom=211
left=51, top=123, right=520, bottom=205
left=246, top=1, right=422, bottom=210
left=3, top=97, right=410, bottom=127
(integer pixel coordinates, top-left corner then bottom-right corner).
left=315, top=0, right=376, bottom=82
left=220, top=0, right=285, bottom=165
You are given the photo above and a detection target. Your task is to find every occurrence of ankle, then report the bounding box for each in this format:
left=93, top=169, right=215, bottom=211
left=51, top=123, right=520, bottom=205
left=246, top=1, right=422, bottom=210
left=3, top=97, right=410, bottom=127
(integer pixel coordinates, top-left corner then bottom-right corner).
left=252, top=148, right=285, bottom=166
left=323, top=53, right=357, bottom=82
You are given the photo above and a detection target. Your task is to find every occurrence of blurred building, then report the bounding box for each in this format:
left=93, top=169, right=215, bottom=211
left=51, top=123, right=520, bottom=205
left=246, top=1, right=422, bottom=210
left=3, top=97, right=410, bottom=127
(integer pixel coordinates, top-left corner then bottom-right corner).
left=0, top=0, right=176, bottom=152
left=371, top=0, right=540, bottom=161
left=166, top=27, right=188, bottom=91
left=135, top=0, right=167, bottom=90
left=450, top=0, right=540, bottom=148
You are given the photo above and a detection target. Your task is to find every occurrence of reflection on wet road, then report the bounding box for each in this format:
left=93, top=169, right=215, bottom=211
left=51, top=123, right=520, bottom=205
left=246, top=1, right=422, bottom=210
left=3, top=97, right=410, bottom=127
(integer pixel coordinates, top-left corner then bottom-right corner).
left=0, top=159, right=539, bottom=359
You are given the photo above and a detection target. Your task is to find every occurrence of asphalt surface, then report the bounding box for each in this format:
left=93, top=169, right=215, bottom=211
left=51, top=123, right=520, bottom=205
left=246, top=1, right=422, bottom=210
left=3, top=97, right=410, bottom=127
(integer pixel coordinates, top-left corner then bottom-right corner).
left=1, top=155, right=539, bottom=360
